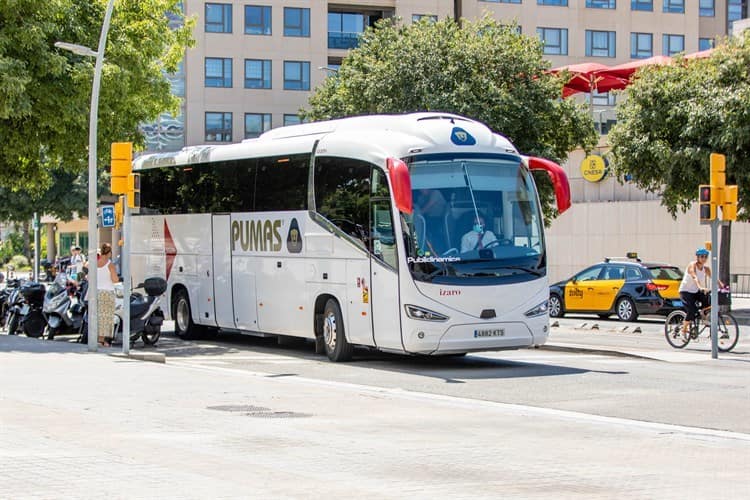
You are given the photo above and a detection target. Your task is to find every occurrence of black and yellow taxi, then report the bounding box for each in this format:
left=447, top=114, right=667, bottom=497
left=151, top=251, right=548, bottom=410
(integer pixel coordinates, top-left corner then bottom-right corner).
left=548, top=254, right=684, bottom=321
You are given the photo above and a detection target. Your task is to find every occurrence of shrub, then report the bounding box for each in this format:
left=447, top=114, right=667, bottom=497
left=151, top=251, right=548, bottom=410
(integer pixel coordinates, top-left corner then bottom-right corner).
left=9, top=254, right=29, bottom=270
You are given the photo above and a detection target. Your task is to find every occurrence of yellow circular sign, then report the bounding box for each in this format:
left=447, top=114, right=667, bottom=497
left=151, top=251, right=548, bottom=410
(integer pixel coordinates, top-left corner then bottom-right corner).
left=580, top=155, right=608, bottom=183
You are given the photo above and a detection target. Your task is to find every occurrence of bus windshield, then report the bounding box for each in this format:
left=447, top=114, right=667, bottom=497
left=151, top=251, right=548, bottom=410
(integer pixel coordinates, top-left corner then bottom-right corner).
left=404, top=155, right=545, bottom=283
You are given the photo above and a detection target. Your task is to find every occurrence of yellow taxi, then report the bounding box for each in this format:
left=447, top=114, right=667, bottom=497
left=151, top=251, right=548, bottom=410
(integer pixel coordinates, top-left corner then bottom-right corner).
left=549, top=254, right=683, bottom=321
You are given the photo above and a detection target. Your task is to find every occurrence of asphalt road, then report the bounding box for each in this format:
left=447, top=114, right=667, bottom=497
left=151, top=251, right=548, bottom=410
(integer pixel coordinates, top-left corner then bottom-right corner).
left=145, top=317, right=750, bottom=434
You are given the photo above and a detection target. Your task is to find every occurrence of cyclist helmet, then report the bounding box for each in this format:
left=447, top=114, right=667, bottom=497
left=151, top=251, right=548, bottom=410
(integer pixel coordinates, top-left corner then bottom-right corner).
left=696, top=248, right=710, bottom=257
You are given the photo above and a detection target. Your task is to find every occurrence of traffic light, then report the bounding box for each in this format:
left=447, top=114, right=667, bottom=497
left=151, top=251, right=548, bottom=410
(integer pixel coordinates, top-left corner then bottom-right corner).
left=127, top=173, right=141, bottom=209
left=114, top=196, right=124, bottom=228
left=699, top=185, right=716, bottom=222
left=710, top=153, right=726, bottom=189
left=722, top=185, right=738, bottom=222
left=111, top=142, right=133, bottom=195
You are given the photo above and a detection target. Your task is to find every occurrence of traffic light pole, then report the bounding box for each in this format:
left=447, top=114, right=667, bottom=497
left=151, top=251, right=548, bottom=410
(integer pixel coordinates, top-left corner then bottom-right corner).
left=121, top=195, right=130, bottom=355
left=710, top=219, right=719, bottom=359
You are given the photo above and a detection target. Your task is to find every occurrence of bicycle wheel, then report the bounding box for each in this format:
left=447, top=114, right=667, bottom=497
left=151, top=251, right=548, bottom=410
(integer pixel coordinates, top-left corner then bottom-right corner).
left=717, top=313, right=739, bottom=352
left=665, top=310, right=689, bottom=348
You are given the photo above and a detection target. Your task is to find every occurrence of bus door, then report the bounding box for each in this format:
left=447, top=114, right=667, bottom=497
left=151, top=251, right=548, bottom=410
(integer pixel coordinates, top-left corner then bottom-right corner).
left=211, top=215, right=238, bottom=329
left=369, top=196, right=402, bottom=351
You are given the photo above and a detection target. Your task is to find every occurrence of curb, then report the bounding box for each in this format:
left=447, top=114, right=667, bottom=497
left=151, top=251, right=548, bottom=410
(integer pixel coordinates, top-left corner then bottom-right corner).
left=541, top=343, right=661, bottom=361
left=109, top=351, right=166, bottom=364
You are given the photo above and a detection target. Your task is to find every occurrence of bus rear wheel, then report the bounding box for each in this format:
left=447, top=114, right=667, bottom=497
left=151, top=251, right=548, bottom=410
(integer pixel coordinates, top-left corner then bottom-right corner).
left=323, top=299, right=353, bottom=362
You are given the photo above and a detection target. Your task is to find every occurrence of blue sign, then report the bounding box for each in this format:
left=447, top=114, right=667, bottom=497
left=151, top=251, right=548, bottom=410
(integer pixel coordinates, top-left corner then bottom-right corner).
left=101, top=205, right=115, bottom=228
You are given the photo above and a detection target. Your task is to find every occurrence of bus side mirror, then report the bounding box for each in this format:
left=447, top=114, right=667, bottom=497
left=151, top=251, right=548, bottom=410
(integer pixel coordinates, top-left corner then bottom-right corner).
left=387, top=157, right=413, bottom=215
left=526, top=156, right=571, bottom=214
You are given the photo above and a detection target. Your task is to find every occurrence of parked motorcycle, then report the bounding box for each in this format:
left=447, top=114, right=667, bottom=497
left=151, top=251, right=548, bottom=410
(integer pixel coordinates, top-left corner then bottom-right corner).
left=43, top=273, right=86, bottom=340
left=1, top=278, right=22, bottom=329
left=14, top=281, right=46, bottom=338
left=113, top=277, right=167, bottom=346
left=5, top=279, right=27, bottom=335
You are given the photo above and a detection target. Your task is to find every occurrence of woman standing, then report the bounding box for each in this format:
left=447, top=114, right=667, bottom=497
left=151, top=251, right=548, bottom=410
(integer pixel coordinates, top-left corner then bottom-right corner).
left=97, top=243, right=119, bottom=347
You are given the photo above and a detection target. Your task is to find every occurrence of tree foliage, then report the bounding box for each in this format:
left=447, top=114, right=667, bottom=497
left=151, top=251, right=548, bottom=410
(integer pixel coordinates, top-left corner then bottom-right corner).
left=609, top=34, right=750, bottom=220
left=303, top=17, right=597, bottom=220
left=0, top=0, right=193, bottom=220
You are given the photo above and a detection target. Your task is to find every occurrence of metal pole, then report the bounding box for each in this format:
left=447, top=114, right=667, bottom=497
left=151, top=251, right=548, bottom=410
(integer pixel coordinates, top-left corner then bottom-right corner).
left=122, top=196, right=130, bottom=355
left=87, top=0, right=116, bottom=351
left=710, top=219, right=719, bottom=359
left=33, top=213, right=40, bottom=281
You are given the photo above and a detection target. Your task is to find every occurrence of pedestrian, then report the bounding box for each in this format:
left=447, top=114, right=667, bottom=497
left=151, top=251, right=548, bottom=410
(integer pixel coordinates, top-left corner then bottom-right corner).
left=70, top=246, right=85, bottom=280
left=97, top=243, right=120, bottom=347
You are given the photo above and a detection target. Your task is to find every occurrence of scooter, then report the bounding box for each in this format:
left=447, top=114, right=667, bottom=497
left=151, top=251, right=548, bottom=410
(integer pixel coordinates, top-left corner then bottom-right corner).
left=112, top=277, right=167, bottom=346
left=80, top=277, right=166, bottom=347
left=16, top=281, right=46, bottom=338
left=0, top=278, right=21, bottom=329
left=4, top=280, right=25, bottom=334
left=42, top=273, right=85, bottom=340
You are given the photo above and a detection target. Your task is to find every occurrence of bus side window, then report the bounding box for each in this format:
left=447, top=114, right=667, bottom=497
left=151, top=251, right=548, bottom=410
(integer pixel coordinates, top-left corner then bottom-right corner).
left=371, top=168, right=397, bottom=269
left=314, top=157, right=371, bottom=247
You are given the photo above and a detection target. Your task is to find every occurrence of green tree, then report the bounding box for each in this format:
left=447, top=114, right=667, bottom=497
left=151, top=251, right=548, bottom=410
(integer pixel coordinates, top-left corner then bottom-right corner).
left=608, top=34, right=750, bottom=284
left=303, top=17, right=597, bottom=221
left=0, top=0, right=193, bottom=203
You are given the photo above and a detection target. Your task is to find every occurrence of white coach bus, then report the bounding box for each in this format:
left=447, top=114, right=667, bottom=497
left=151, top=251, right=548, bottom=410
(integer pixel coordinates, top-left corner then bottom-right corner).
left=131, top=113, right=571, bottom=361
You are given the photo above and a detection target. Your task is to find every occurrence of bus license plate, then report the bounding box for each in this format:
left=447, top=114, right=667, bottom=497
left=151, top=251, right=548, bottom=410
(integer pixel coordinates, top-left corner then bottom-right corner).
left=474, top=328, right=504, bottom=338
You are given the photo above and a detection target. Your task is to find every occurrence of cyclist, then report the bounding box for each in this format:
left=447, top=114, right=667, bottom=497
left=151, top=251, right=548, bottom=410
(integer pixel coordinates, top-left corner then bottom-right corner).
left=678, top=248, right=724, bottom=336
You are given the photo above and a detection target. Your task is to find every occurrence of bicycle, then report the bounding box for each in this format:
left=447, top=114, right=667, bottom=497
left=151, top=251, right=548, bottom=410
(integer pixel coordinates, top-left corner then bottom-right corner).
left=664, top=294, right=739, bottom=352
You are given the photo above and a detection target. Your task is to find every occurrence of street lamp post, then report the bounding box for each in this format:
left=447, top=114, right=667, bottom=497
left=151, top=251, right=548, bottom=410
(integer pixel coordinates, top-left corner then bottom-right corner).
left=55, top=0, right=115, bottom=351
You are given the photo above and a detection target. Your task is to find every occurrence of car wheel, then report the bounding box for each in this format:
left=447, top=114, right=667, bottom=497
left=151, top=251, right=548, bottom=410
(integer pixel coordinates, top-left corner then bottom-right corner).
left=549, top=294, right=564, bottom=318
left=616, top=297, right=638, bottom=322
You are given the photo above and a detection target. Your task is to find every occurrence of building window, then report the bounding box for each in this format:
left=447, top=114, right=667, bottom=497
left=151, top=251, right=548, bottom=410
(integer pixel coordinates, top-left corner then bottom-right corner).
left=699, top=0, right=715, bottom=16
left=205, top=112, right=232, bottom=142
left=245, top=113, right=272, bottom=139
left=587, top=91, right=617, bottom=107
left=630, top=33, right=653, bottom=59
left=244, top=59, right=271, bottom=89
left=537, top=28, right=568, bottom=55
left=284, top=61, right=310, bottom=90
left=205, top=3, right=232, bottom=33
left=699, top=38, right=715, bottom=51
left=631, top=0, right=653, bottom=10
left=205, top=58, right=232, bottom=87
left=663, top=34, right=685, bottom=56
left=328, top=12, right=366, bottom=49
left=284, top=114, right=302, bottom=126
left=284, top=7, right=310, bottom=37
left=245, top=5, right=271, bottom=35
left=412, top=14, right=439, bottom=22
left=587, top=0, right=616, bottom=8
left=537, top=0, right=567, bottom=5
left=663, top=0, right=684, bottom=13
left=586, top=30, right=616, bottom=58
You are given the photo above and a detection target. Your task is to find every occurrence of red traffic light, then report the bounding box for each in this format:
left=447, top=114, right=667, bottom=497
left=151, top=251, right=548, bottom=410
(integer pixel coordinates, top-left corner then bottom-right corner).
left=699, top=185, right=712, bottom=203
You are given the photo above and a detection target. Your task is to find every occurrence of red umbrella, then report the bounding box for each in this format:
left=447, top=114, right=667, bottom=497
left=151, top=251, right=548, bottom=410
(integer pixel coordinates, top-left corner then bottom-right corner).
left=684, top=48, right=714, bottom=59
left=601, top=55, right=673, bottom=80
left=550, top=62, right=628, bottom=97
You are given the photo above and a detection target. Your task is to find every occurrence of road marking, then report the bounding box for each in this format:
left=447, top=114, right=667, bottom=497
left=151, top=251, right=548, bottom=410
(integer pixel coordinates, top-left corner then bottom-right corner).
left=169, top=359, right=750, bottom=443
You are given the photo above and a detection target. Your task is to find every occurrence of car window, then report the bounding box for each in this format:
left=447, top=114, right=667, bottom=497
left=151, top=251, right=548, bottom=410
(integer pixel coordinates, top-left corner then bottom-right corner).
left=624, top=267, right=642, bottom=281
left=648, top=266, right=683, bottom=280
left=575, top=265, right=604, bottom=282
left=604, top=265, right=626, bottom=280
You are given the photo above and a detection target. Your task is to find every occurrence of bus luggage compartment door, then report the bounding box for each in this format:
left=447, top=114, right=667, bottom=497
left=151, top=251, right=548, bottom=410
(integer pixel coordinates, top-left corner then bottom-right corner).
left=212, top=215, right=239, bottom=329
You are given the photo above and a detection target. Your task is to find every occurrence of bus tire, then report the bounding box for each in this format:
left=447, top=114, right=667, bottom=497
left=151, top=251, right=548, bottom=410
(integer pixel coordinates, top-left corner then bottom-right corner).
left=173, top=289, right=200, bottom=339
left=322, top=299, right=353, bottom=362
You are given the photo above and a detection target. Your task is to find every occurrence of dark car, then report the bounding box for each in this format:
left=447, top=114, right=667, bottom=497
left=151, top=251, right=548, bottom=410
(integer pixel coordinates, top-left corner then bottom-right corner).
left=548, top=256, right=684, bottom=321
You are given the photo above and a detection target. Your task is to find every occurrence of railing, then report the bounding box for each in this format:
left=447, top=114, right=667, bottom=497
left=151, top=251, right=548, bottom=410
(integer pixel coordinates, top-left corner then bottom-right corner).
left=328, top=32, right=361, bottom=50
left=730, top=274, right=750, bottom=298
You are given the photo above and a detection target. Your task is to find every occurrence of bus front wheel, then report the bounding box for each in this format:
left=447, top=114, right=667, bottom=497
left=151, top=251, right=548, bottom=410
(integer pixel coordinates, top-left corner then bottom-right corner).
left=323, top=299, right=353, bottom=362
left=173, top=289, right=200, bottom=339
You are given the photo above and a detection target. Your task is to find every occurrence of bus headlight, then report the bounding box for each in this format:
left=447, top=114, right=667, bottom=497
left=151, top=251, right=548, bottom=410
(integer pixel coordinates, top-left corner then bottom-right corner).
left=524, top=300, right=549, bottom=318
left=405, top=305, right=449, bottom=322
